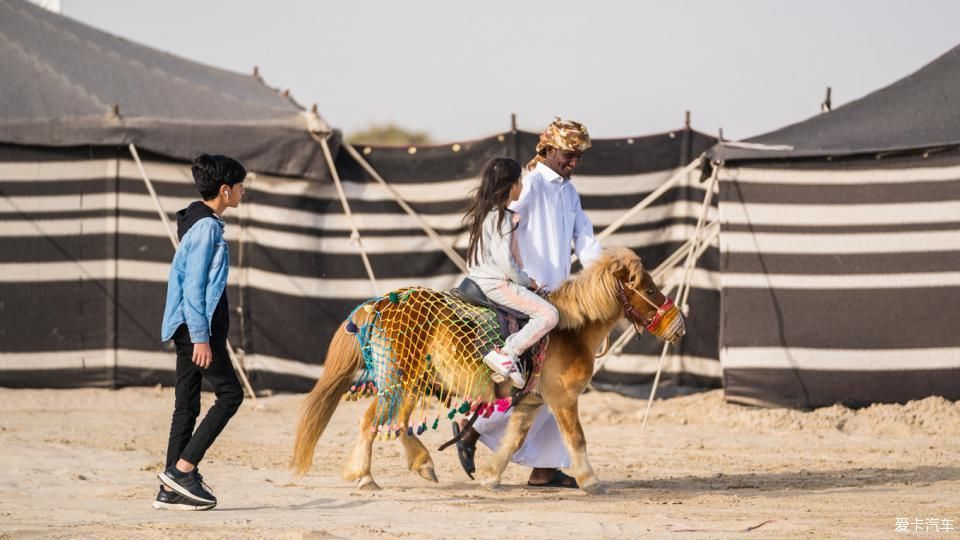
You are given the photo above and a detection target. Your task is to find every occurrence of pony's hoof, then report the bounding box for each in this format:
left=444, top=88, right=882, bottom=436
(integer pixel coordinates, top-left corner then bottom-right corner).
left=581, top=481, right=606, bottom=495
left=478, top=477, right=501, bottom=491
left=417, top=463, right=439, bottom=483
left=357, top=476, right=381, bottom=491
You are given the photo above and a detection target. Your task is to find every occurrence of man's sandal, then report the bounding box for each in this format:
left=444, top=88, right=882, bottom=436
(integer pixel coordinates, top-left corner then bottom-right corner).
left=452, top=422, right=476, bottom=479
left=527, top=470, right=578, bottom=489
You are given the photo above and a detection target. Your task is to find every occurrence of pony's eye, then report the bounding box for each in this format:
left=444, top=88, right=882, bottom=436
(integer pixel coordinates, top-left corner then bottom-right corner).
left=646, top=287, right=656, bottom=296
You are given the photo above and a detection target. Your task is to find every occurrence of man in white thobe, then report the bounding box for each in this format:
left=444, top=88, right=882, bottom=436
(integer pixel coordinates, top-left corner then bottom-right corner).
left=458, top=118, right=601, bottom=488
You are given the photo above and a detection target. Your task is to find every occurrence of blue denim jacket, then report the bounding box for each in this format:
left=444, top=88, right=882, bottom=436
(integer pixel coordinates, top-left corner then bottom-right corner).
left=160, top=217, right=229, bottom=343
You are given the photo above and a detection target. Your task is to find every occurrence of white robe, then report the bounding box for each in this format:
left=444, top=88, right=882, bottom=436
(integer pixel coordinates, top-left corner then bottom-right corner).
left=476, top=406, right=570, bottom=468
left=473, top=162, right=601, bottom=467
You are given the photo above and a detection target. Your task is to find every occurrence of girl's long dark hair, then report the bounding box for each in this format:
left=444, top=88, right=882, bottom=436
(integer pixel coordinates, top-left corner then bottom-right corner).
left=463, top=157, right=523, bottom=265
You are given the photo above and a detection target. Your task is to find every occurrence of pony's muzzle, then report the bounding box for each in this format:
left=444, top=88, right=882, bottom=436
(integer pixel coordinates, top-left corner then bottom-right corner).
left=645, top=299, right=685, bottom=344
left=667, top=318, right=686, bottom=344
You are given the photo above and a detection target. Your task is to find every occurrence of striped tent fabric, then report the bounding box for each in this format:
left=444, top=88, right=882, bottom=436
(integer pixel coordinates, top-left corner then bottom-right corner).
left=718, top=153, right=960, bottom=408
left=713, top=42, right=960, bottom=408
left=0, top=128, right=718, bottom=391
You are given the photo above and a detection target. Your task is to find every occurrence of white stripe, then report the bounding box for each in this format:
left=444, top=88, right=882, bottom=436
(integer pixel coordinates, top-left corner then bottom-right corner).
left=245, top=201, right=715, bottom=233
left=254, top=170, right=693, bottom=201
left=0, top=349, right=110, bottom=370
left=244, top=268, right=463, bottom=299
left=0, top=215, right=715, bottom=255
left=246, top=354, right=324, bottom=380
left=0, top=159, right=123, bottom=182
left=0, top=349, right=326, bottom=380
left=245, top=224, right=462, bottom=254
left=0, top=259, right=462, bottom=298
left=722, top=271, right=960, bottom=290
left=0, top=192, right=716, bottom=233
left=600, top=353, right=722, bottom=379
left=0, top=260, right=166, bottom=282
left=0, top=349, right=171, bottom=371
left=242, top=221, right=713, bottom=254
left=0, top=260, right=125, bottom=282
left=722, top=347, right=960, bottom=371
left=722, top=230, right=960, bottom=254
left=0, top=192, right=110, bottom=212
left=720, top=200, right=959, bottom=226
left=248, top=218, right=712, bottom=253
left=107, top=350, right=327, bottom=380
left=0, top=216, right=116, bottom=237
left=0, top=160, right=192, bottom=183
left=719, top=163, right=960, bottom=185
left=0, top=257, right=721, bottom=299
left=1, top=158, right=691, bottom=201
left=116, top=350, right=175, bottom=371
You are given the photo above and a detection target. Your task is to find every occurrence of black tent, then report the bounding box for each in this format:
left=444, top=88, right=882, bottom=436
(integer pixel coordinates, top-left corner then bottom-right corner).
left=0, top=0, right=337, bottom=388
left=708, top=44, right=960, bottom=408
left=0, top=0, right=334, bottom=179
left=0, top=0, right=719, bottom=391
left=711, top=44, right=960, bottom=163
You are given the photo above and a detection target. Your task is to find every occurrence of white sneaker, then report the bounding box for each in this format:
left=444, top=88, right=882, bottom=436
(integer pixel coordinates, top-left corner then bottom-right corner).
left=506, top=365, right=527, bottom=389
left=483, top=348, right=526, bottom=389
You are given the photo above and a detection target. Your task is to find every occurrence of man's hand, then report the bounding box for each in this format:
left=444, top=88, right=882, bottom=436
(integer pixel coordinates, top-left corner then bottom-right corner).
left=192, top=342, right=213, bottom=369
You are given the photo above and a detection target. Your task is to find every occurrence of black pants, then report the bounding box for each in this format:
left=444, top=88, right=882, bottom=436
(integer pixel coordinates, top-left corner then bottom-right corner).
left=165, top=324, right=244, bottom=469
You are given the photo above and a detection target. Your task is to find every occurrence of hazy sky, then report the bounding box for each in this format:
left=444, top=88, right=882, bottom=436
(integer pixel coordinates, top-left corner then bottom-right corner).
left=61, top=1, right=960, bottom=142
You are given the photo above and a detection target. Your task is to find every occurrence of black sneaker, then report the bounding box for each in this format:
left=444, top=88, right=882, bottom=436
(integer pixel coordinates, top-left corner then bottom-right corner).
left=194, top=468, right=216, bottom=498
left=158, top=466, right=217, bottom=505
left=152, top=486, right=216, bottom=511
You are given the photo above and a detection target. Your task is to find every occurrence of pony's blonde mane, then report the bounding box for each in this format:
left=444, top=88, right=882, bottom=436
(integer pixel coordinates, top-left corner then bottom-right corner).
left=548, top=247, right=644, bottom=330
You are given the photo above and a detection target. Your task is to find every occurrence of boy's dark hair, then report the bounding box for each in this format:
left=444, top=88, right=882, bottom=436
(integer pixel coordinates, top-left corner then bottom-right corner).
left=191, top=154, right=247, bottom=201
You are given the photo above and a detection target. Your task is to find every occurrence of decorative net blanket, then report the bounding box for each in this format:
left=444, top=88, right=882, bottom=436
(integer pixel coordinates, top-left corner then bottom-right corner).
left=343, top=287, right=546, bottom=440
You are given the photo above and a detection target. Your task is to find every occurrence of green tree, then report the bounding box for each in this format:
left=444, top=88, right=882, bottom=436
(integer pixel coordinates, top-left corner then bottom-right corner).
left=347, top=122, right=433, bottom=146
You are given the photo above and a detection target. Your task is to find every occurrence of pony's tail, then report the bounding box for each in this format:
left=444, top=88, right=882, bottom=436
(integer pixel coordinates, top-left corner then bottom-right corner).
left=291, top=320, right=364, bottom=475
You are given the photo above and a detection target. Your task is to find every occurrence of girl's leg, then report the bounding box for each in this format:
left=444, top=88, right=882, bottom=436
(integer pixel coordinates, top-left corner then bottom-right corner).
left=482, top=282, right=559, bottom=358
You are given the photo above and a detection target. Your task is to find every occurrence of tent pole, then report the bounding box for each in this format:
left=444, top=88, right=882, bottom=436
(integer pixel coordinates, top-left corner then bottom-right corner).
left=596, top=155, right=702, bottom=241
left=678, top=163, right=720, bottom=312
left=129, top=144, right=179, bottom=248
left=510, top=113, right=520, bottom=162
left=681, top=111, right=692, bottom=165
left=127, top=144, right=259, bottom=406
left=639, top=164, right=719, bottom=432
left=343, top=142, right=468, bottom=273
left=308, top=133, right=380, bottom=296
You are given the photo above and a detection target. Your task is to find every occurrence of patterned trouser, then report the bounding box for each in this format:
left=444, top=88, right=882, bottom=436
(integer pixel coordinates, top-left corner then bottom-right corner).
left=476, top=279, right=559, bottom=358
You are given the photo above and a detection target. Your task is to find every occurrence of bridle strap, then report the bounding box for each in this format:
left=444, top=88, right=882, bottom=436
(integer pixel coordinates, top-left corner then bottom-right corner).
left=615, top=281, right=647, bottom=325
left=616, top=280, right=671, bottom=331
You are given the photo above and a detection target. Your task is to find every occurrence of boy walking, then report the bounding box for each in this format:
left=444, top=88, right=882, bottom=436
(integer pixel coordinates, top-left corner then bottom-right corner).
left=153, top=154, right=247, bottom=510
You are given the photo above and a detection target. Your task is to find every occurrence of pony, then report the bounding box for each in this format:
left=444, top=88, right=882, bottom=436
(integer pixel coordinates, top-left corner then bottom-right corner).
left=291, top=247, right=685, bottom=494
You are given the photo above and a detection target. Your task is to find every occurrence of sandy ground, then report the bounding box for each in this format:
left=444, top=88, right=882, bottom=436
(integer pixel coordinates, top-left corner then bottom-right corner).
left=1, top=385, right=958, bottom=539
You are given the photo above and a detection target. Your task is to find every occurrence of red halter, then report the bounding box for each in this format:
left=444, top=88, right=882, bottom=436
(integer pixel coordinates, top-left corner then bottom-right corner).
left=615, top=281, right=674, bottom=332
